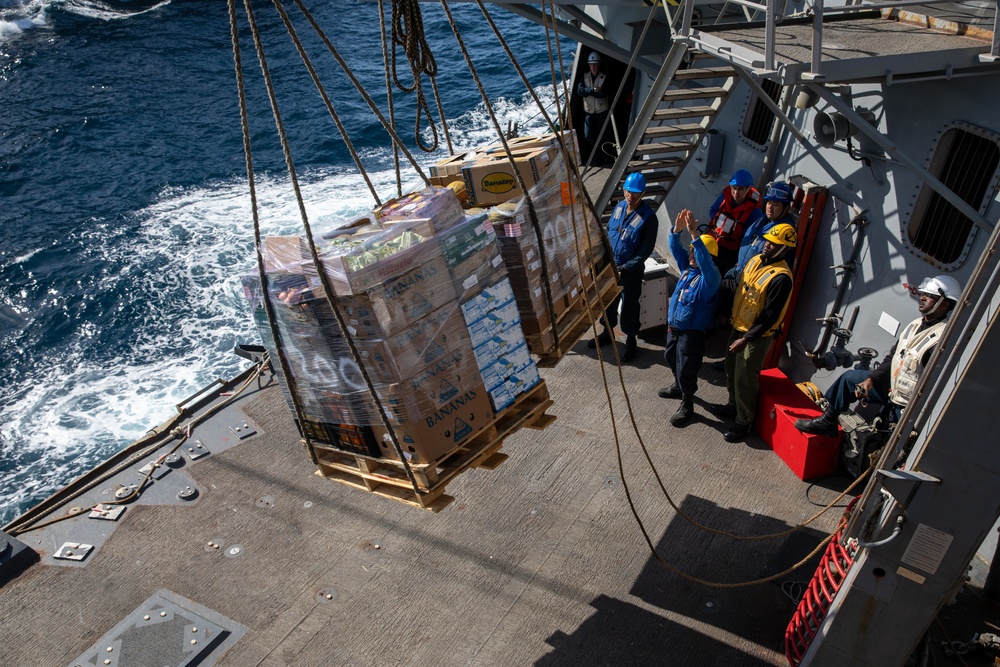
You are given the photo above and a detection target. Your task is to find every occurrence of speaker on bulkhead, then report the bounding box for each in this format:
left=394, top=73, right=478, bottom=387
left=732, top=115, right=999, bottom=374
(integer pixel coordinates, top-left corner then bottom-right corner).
left=813, top=111, right=856, bottom=148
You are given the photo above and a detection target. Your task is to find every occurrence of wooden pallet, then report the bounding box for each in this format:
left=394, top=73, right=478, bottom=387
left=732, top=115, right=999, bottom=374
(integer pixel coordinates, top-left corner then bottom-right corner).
left=313, top=380, right=556, bottom=512
left=528, top=261, right=620, bottom=368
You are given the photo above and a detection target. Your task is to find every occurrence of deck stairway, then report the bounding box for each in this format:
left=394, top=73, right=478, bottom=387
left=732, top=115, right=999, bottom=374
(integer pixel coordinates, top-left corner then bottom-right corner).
left=594, top=42, right=739, bottom=221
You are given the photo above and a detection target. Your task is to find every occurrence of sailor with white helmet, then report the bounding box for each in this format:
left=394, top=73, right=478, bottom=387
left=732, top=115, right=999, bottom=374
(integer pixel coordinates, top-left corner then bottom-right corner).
left=795, top=275, right=963, bottom=438
left=577, top=51, right=611, bottom=166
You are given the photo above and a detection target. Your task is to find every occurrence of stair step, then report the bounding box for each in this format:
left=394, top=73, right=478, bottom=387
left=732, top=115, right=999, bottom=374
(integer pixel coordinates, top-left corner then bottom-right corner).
left=643, top=123, right=706, bottom=139
left=674, top=67, right=737, bottom=80
left=661, top=86, right=729, bottom=102
left=633, top=171, right=677, bottom=184
left=634, top=141, right=697, bottom=156
left=628, top=158, right=684, bottom=170
left=652, top=105, right=719, bottom=121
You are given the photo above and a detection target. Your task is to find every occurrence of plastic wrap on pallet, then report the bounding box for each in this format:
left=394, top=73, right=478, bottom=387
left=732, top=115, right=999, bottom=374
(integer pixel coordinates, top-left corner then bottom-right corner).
left=489, top=146, right=606, bottom=350
left=439, top=212, right=505, bottom=301
left=248, top=186, right=538, bottom=464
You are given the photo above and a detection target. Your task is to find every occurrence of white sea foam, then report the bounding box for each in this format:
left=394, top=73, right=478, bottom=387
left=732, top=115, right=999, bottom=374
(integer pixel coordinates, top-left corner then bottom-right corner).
left=0, top=87, right=566, bottom=524
left=57, top=0, right=171, bottom=21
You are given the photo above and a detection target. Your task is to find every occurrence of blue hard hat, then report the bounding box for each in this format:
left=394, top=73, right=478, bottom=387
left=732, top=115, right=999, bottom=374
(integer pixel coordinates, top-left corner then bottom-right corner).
left=623, top=173, right=646, bottom=193
left=729, top=169, right=754, bottom=187
left=763, top=181, right=794, bottom=203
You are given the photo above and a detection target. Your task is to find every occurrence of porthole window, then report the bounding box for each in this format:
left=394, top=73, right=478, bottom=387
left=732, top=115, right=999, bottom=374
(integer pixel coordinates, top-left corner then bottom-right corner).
left=741, top=79, right=782, bottom=147
left=907, top=122, right=1000, bottom=268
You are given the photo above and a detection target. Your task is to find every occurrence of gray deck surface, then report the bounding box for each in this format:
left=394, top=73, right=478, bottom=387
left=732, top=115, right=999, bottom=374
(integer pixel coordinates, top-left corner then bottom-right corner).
left=1, top=330, right=856, bottom=667
left=3, top=172, right=998, bottom=666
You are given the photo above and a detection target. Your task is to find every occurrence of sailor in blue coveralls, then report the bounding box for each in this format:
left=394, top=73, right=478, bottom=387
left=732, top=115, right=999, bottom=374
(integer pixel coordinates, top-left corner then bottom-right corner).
left=588, top=172, right=658, bottom=362
left=725, top=181, right=796, bottom=281
left=658, top=209, right=721, bottom=426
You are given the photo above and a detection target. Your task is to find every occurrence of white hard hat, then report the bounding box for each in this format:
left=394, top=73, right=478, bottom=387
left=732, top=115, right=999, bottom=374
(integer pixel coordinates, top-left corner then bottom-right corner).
left=916, top=275, right=962, bottom=302
left=588, top=52, right=602, bottom=65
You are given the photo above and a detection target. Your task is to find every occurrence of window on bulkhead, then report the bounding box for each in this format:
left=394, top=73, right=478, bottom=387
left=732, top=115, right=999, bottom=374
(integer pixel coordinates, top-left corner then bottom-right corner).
left=907, top=124, right=1000, bottom=268
left=741, top=79, right=783, bottom=147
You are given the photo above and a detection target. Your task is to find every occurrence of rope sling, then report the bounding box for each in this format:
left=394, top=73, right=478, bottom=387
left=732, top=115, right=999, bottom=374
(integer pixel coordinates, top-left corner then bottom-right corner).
left=227, top=0, right=859, bottom=586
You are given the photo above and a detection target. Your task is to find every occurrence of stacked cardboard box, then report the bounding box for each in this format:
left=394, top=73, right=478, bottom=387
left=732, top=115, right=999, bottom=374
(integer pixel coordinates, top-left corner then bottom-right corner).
left=248, top=186, right=540, bottom=467
left=488, top=140, right=606, bottom=351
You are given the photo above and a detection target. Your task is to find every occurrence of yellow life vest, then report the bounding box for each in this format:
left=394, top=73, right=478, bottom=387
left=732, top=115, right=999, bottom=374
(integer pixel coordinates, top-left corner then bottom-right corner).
left=731, top=254, right=792, bottom=334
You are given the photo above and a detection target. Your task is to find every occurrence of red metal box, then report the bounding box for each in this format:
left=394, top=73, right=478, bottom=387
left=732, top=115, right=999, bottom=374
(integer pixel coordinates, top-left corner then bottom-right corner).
left=755, top=369, right=840, bottom=481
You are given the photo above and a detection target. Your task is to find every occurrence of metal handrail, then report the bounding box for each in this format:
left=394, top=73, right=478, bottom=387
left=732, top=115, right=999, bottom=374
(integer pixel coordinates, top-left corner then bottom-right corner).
left=679, top=0, right=999, bottom=77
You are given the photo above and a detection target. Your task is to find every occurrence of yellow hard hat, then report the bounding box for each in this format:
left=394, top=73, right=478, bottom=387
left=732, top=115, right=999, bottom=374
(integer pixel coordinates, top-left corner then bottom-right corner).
left=691, top=234, right=719, bottom=257
left=763, top=223, right=797, bottom=248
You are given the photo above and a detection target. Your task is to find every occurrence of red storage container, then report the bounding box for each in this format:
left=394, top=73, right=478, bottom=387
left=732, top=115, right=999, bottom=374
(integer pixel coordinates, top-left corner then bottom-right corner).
left=755, top=369, right=840, bottom=480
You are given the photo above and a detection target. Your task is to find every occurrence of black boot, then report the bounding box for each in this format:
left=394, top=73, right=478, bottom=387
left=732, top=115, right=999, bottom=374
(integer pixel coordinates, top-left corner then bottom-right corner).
left=658, top=383, right=681, bottom=399
left=620, top=335, right=637, bottom=362
left=795, top=408, right=841, bottom=438
left=670, top=398, right=694, bottom=426
left=587, top=328, right=614, bottom=348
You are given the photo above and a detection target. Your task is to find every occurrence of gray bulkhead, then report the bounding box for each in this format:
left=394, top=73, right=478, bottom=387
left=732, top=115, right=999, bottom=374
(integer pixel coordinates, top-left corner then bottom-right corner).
left=660, top=74, right=1000, bottom=393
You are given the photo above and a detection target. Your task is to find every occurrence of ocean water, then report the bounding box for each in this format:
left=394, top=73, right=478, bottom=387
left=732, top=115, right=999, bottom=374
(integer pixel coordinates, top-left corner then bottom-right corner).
left=0, top=0, right=572, bottom=525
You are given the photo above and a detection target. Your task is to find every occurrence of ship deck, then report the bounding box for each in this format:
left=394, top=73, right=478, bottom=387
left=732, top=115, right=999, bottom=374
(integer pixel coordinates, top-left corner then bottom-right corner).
left=689, top=6, right=1000, bottom=84
left=2, top=172, right=998, bottom=665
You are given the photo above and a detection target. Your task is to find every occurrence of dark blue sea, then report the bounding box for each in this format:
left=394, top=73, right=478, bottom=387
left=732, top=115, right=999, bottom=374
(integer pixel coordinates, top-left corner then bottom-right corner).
left=0, top=0, right=570, bottom=525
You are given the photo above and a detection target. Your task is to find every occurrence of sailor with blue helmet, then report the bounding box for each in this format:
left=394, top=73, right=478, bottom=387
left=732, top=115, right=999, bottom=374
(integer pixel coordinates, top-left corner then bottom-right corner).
left=588, top=172, right=658, bottom=362
left=698, top=168, right=766, bottom=275
left=726, top=181, right=796, bottom=280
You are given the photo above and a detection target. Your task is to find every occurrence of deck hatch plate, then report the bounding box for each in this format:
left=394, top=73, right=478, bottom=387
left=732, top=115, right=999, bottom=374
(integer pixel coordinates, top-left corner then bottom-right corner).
left=68, top=589, right=245, bottom=667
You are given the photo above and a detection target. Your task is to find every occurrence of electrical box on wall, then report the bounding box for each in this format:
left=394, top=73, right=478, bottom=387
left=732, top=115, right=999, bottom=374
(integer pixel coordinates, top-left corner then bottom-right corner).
left=699, top=130, right=725, bottom=177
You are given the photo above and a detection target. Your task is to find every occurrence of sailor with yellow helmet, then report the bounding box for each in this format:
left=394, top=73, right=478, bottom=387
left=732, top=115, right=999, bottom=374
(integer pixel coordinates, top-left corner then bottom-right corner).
left=657, top=208, right=721, bottom=427
left=716, top=219, right=798, bottom=442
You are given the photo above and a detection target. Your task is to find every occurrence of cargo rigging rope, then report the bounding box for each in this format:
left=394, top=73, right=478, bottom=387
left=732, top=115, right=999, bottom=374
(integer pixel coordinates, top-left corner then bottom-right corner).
left=378, top=0, right=403, bottom=197
left=234, top=0, right=429, bottom=499
left=391, top=0, right=452, bottom=153
left=437, top=0, right=564, bottom=354
left=532, top=0, right=869, bottom=586
left=290, top=0, right=430, bottom=185
left=272, top=0, right=380, bottom=205
left=231, top=0, right=320, bottom=468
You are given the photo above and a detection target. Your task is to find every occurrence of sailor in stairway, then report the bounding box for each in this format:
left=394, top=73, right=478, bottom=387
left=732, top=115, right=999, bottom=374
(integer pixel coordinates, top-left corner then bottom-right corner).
left=702, top=168, right=765, bottom=276
left=588, top=172, right=658, bottom=362
left=795, top=275, right=963, bottom=438
left=658, top=209, right=720, bottom=427
left=577, top=51, right=611, bottom=167
left=716, top=223, right=797, bottom=442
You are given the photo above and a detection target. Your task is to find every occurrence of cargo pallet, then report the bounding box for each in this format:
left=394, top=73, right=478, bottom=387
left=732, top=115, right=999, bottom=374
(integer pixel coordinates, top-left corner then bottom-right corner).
left=528, top=261, right=620, bottom=368
left=313, top=380, right=556, bottom=511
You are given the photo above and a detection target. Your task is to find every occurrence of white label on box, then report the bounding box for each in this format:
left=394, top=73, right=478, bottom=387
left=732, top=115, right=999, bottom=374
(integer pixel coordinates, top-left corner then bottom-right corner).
left=492, top=254, right=503, bottom=268
left=463, top=274, right=479, bottom=290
